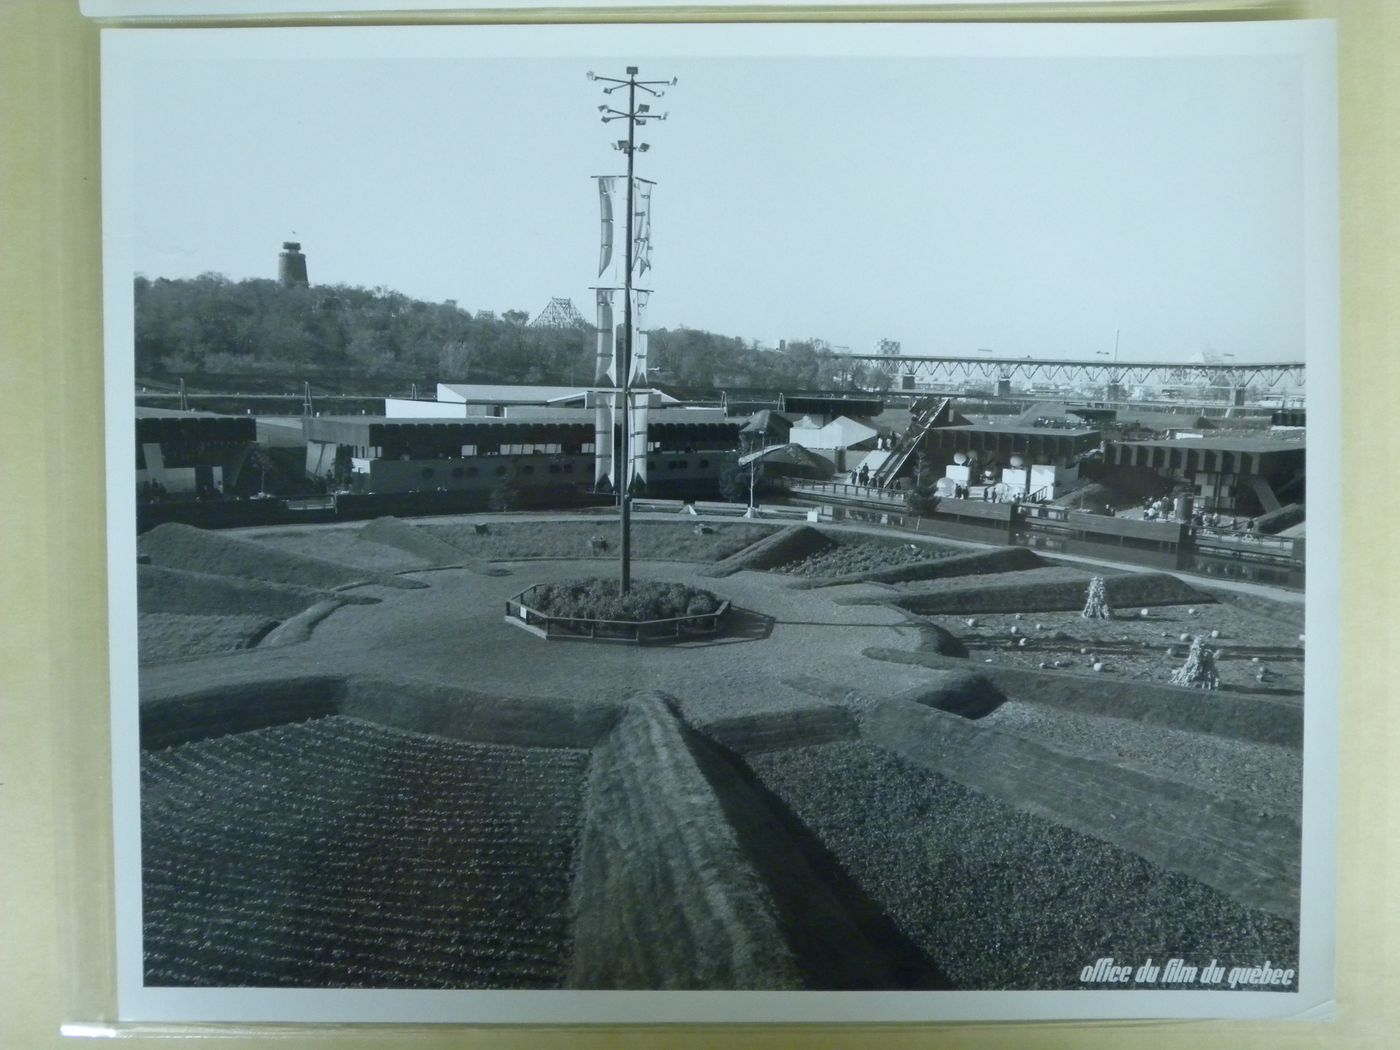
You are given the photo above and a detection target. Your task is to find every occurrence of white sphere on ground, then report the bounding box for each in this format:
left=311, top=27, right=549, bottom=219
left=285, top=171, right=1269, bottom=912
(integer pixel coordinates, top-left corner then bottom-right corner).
left=1210, top=629, right=1221, bottom=638
left=1038, top=661, right=1049, bottom=669
left=1188, top=608, right=1198, bottom=615
left=966, top=618, right=978, bottom=628
left=1010, top=626, right=1019, bottom=635
left=1014, top=613, right=1024, bottom=620
left=1080, top=647, right=1089, bottom=654
left=1018, top=637, right=1028, bottom=647
left=1180, top=633, right=1191, bottom=642
left=1093, top=662, right=1105, bottom=672
left=1036, top=623, right=1046, bottom=630
left=1252, top=656, right=1261, bottom=663
left=1140, top=608, right=1150, bottom=618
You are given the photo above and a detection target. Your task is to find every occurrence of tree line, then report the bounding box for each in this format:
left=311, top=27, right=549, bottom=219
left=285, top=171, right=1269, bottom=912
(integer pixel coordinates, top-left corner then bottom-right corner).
left=134, top=274, right=893, bottom=393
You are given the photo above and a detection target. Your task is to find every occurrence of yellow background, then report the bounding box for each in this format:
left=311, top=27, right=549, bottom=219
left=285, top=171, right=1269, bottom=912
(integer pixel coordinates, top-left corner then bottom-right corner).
left=2, top=1, right=1393, bottom=1046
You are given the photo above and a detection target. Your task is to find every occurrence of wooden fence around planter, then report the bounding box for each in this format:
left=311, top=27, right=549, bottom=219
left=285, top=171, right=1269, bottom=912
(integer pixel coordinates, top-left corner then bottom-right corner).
left=504, top=587, right=730, bottom=644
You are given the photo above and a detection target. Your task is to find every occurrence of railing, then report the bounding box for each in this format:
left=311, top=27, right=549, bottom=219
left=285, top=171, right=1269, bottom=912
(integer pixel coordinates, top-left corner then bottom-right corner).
left=871, top=395, right=951, bottom=488
left=504, top=587, right=730, bottom=644
left=782, top=479, right=906, bottom=503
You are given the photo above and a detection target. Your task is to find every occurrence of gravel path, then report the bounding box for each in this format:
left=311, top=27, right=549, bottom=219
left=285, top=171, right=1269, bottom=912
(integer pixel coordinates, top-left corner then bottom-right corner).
left=747, top=741, right=1299, bottom=991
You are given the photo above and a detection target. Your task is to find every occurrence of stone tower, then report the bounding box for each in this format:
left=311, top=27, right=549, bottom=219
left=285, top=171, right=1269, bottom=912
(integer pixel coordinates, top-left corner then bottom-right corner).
left=278, top=241, right=308, bottom=287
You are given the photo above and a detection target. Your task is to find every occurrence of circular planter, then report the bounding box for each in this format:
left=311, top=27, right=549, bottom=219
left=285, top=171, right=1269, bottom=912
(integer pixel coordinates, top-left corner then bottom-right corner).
left=504, top=580, right=730, bottom=644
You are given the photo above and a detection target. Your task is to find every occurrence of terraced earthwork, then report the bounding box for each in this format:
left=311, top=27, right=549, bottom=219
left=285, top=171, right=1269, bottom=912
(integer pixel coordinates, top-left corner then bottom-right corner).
left=136, top=515, right=1303, bottom=990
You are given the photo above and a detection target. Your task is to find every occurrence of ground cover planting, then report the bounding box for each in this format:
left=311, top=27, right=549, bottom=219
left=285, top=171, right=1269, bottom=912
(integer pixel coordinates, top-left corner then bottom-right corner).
left=774, top=533, right=960, bottom=578
left=141, top=715, right=590, bottom=988
left=744, top=740, right=1298, bottom=990
left=422, top=518, right=775, bottom=563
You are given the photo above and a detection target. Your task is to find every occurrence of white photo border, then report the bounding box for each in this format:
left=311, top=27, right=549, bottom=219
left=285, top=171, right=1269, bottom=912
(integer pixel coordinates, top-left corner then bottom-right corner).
left=102, top=18, right=1339, bottom=1025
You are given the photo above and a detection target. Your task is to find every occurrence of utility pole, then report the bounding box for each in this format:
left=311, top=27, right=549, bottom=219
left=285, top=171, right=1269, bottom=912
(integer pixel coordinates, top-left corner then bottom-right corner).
left=591, top=65, right=675, bottom=594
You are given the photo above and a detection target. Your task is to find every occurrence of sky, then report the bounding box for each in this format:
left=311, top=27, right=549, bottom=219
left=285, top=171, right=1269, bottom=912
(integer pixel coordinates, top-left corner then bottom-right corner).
left=117, top=23, right=1327, bottom=364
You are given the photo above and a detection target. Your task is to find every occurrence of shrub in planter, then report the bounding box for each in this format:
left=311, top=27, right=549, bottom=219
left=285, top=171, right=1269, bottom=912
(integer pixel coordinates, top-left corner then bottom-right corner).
left=527, top=578, right=722, bottom=623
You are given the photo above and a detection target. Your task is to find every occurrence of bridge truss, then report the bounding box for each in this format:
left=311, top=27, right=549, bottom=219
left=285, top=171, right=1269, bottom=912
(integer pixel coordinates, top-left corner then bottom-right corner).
left=842, top=354, right=1305, bottom=389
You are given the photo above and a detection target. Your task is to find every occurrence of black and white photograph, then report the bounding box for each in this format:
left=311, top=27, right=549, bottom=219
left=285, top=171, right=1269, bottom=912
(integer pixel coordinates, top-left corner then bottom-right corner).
left=101, top=20, right=1339, bottom=1024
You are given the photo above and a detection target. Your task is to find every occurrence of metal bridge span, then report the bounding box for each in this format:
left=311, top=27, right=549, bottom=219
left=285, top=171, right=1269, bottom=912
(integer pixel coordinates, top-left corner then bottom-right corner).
left=841, top=354, right=1305, bottom=389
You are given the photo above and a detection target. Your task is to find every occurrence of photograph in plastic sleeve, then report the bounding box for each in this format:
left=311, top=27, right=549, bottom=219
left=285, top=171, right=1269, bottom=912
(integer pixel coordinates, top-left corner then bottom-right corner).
left=100, top=19, right=1339, bottom=1025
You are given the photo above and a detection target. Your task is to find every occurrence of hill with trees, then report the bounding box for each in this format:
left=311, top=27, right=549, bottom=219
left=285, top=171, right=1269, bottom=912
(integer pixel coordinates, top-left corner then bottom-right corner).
left=133, top=275, right=893, bottom=393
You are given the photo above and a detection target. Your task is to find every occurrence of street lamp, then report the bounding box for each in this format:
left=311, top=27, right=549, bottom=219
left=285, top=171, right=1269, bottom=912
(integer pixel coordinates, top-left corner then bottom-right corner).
left=591, top=66, right=675, bottom=595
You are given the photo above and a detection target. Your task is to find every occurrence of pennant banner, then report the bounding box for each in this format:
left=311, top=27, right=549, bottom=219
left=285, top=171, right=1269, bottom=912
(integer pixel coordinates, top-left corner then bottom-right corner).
left=632, top=181, right=653, bottom=275
left=594, top=288, right=616, bottom=385
left=596, top=177, right=617, bottom=277
left=593, top=395, right=614, bottom=490
left=628, top=397, right=649, bottom=490
left=630, top=328, right=649, bottom=387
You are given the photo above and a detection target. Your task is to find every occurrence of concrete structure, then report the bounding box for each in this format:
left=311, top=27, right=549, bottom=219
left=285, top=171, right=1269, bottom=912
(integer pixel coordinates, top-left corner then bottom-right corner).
left=302, top=412, right=741, bottom=500
left=278, top=241, right=308, bottom=287
left=920, top=422, right=1102, bottom=499
left=1105, top=434, right=1305, bottom=514
left=136, top=407, right=256, bottom=497
left=387, top=383, right=685, bottom=419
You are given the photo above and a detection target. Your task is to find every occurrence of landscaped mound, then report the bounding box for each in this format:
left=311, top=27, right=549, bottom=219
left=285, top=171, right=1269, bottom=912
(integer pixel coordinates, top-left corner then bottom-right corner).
left=776, top=535, right=959, bottom=579
left=883, top=571, right=1209, bottom=616
left=703, top=524, right=833, bottom=578
left=790, top=546, right=1043, bottom=590
left=141, top=522, right=425, bottom=591
left=527, top=578, right=721, bottom=622
left=138, top=564, right=375, bottom=618
left=424, top=520, right=774, bottom=564
left=744, top=739, right=1298, bottom=989
left=139, top=613, right=278, bottom=663
left=359, top=516, right=473, bottom=565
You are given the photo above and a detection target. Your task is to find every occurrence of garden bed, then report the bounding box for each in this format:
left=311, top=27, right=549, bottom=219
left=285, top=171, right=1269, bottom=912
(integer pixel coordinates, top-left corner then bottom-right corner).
left=141, top=715, right=591, bottom=988
left=506, top=578, right=729, bottom=643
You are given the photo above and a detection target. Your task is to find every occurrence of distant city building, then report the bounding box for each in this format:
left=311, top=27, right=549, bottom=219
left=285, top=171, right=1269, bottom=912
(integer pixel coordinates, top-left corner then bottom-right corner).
left=278, top=241, right=308, bottom=287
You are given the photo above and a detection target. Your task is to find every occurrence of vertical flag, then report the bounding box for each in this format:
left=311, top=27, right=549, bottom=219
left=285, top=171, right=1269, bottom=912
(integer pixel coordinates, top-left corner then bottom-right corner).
left=596, top=177, right=616, bottom=277
left=632, top=181, right=653, bottom=275
left=628, top=396, right=649, bottom=490
left=594, top=393, right=614, bottom=489
left=629, top=291, right=650, bottom=386
left=594, top=288, right=616, bottom=384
